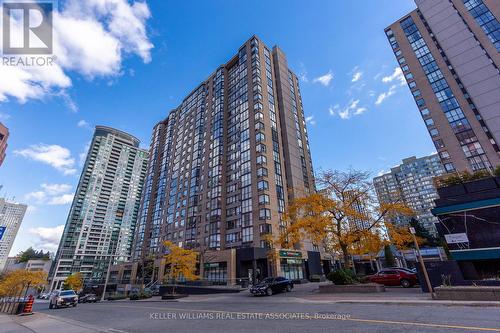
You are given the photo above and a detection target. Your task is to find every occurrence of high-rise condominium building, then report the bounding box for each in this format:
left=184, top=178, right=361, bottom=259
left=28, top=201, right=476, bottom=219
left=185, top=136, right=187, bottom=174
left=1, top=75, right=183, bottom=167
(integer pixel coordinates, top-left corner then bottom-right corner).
left=0, top=122, right=9, bottom=166
left=374, top=155, right=446, bottom=235
left=50, top=126, right=148, bottom=290
left=385, top=0, right=500, bottom=173
left=127, top=36, right=321, bottom=284
left=0, top=198, right=27, bottom=271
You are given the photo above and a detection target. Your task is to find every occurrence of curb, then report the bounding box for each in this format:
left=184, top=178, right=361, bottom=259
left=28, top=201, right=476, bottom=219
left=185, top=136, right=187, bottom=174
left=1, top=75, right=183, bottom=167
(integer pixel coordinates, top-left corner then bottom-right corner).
left=332, top=300, right=500, bottom=307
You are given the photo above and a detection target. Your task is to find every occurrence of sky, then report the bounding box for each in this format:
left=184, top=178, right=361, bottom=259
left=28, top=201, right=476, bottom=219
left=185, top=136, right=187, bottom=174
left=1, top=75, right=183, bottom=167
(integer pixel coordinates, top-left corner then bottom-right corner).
left=0, top=0, right=436, bottom=256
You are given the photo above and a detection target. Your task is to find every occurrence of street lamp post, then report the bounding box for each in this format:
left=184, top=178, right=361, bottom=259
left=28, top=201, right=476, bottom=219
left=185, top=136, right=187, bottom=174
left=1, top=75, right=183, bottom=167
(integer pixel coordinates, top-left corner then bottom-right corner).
left=101, top=255, right=116, bottom=302
left=410, top=227, right=434, bottom=298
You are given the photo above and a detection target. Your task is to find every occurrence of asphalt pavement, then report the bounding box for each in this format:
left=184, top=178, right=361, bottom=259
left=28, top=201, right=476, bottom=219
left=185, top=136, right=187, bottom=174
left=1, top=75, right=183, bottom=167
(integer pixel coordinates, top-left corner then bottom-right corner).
left=2, top=284, right=499, bottom=333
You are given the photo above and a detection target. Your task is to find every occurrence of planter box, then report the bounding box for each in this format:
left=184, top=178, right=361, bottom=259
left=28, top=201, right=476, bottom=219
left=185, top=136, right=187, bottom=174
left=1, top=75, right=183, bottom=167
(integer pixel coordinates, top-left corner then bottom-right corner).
left=318, top=283, right=385, bottom=293
left=435, top=286, right=500, bottom=301
left=464, top=178, right=498, bottom=193
left=437, top=184, right=466, bottom=198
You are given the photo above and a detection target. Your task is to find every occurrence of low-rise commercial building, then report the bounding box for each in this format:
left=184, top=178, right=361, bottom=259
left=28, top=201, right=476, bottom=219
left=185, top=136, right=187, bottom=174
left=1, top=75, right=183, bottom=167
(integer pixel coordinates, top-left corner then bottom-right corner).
left=432, top=175, right=500, bottom=281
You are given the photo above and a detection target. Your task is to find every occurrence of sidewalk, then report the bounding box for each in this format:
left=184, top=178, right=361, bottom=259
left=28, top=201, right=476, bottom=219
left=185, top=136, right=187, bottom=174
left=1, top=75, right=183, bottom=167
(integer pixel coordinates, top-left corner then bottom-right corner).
left=298, top=287, right=500, bottom=307
left=0, top=313, right=107, bottom=333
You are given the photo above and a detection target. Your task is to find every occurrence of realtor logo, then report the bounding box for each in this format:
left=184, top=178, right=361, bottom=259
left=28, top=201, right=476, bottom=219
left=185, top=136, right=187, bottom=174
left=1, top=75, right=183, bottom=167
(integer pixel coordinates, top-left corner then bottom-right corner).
left=2, top=1, right=53, bottom=54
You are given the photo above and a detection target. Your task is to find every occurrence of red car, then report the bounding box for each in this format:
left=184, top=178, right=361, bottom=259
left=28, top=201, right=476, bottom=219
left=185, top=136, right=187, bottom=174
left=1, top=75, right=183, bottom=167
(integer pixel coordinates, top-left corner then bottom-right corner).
left=367, top=268, right=418, bottom=288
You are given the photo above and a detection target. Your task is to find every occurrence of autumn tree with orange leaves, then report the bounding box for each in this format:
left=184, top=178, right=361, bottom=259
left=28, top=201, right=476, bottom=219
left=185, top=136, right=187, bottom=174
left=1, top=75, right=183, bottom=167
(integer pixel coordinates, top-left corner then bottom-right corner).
left=279, top=169, right=415, bottom=267
left=163, top=241, right=198, bottom=294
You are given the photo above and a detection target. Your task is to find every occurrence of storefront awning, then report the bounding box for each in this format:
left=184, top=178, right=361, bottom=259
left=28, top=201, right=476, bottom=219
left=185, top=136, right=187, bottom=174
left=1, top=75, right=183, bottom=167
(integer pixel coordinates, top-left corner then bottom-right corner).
left=432, top=198, right=500, bottom=215
left=450, top=248, right=500, bottom=260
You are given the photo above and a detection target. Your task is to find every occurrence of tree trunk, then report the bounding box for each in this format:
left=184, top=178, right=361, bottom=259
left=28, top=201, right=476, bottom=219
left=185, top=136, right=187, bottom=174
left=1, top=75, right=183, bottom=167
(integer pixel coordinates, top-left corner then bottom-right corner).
left=340, top=243, right=350, bottom=268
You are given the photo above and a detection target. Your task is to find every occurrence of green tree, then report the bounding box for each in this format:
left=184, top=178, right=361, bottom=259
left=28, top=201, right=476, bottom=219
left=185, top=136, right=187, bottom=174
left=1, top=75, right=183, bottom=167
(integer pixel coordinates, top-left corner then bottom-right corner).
left=384, top=245, right=396, bottom=267
left=17, top=247, right=50, bottom=263
left=409, top=218, right=439, bottom=247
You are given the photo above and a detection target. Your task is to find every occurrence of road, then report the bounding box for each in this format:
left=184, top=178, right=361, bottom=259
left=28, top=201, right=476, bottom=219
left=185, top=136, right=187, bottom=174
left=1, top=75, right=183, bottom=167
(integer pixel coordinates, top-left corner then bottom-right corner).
left=29, top=287, right=500, bottom=333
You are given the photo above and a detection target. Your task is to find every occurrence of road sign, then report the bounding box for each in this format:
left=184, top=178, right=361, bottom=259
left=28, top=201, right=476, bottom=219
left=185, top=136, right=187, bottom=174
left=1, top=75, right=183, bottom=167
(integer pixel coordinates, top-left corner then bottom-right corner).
left=444, top=233, right=469, bottom=244
left=0, top=226, right=6, bottom=240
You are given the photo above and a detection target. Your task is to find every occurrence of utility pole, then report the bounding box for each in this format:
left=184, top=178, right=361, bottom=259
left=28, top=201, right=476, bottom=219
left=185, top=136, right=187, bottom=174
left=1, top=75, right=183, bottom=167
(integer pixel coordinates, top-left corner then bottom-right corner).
left=410, top=227, right=434, bottom=299
left=101, top=255, right=114, bottom=302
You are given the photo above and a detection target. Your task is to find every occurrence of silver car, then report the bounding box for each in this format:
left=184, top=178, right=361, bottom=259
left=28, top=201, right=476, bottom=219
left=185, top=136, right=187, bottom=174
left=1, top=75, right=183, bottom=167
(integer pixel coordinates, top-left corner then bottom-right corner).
left=49, top=290, right=78, bottom=309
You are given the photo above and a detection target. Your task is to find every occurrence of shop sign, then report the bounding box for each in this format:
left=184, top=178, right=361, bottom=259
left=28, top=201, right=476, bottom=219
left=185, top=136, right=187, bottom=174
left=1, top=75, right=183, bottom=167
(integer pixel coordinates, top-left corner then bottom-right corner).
left=279, top=250, right=302, bottom=258
left=444, top=233, right=469, bottom=244
left=204, top=262, right=221, bottom=268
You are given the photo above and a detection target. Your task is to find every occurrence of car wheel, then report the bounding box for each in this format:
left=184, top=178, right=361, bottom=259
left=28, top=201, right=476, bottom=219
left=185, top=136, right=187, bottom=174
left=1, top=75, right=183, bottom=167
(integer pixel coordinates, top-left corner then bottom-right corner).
left=73, top=303, right=77, bottom=307
left=265, top=288, right=273, bottom=296
left=400, top=279, right=411, bottom=288
left=285, top=285, right=292, bottom=292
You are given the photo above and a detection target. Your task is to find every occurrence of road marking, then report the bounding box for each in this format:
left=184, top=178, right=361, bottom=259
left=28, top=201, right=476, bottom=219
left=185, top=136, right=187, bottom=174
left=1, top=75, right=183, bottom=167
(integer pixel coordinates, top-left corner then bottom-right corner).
left=108, top=329, right=129, bottom=333
left=100, top=304, right=500, bottom=332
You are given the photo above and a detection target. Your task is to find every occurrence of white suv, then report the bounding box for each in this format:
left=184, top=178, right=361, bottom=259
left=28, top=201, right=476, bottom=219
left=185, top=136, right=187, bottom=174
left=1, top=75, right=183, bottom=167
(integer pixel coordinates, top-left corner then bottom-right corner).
left=49, top=290, right=78, bottom=309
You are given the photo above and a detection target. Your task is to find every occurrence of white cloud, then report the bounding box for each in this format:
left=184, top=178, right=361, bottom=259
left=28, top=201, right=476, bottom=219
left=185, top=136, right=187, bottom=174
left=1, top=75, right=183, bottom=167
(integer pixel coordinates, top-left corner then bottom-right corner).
left=41, top=183, right=72, bottom=195
left=375, top=85, right=397, bottom=105
left=79, top=141, right=92, bottom=167
left=25, top=183, right=74, bottom=206
left=77, top=119, right=91, bottom=129
left=26, top=191, right=47, bottom=202
left=313, top=71, right=333, bottom=86
left=382, top=67, right=406, bottom=86
left=351, top=66, right=363, bottom=82
left=329, top=100, right=368, bottom=120
left=14, top=144, right=77, bottom=175
left=354, top=107, right=368, bottom=115
left=28, top=225, right=65, bottom=252
left=298, top=62, right=308, bottom=82
left=48, top=194, right=75, bottom=205
left=352, top=72, right=362, bottom=82
left=0, top=0, right=154, bottom=104
left=305, top=115, right=316, bottom=126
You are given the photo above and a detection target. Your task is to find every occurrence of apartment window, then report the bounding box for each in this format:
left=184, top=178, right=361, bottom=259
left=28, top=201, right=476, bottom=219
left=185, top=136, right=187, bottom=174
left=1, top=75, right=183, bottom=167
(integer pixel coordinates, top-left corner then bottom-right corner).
left=257, top=167, right=268, bottom=178
left=425, top=118, right=434, bottom=127
left=420, top=108, right=430, bottom=116
left=258, top=194, right=270, bottom=205
left=439, top=151, right=450, bottom=160
left=444, top=163, right=456, bottom=172
left=416, top=99, right=425, bottom=107
left=256, top=155, right=267, bottom=165
left=242, top=227, right=253, bottom=242
left=259, top=209, right=271, bottom=220
left=256, top=133, right=265, bottom=143
left=258, top=180, right=269, bottom=191
left=434, top=139, right=445, bottom=149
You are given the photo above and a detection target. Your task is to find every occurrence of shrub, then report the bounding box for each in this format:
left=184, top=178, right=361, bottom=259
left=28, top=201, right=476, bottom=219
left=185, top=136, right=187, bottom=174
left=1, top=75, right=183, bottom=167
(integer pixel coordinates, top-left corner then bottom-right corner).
left=436, top=170, right=495, bottom=188
left=327, top=269, right=358, bottom=285
left=494, top=166, right=500, bottom=177
left=129, top=291, right=152, bottom=300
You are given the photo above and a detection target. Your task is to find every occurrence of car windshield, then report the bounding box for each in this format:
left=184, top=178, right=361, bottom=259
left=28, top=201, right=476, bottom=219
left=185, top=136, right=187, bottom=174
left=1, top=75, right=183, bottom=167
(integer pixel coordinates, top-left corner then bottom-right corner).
left=60, top=291, right=76, bottom=296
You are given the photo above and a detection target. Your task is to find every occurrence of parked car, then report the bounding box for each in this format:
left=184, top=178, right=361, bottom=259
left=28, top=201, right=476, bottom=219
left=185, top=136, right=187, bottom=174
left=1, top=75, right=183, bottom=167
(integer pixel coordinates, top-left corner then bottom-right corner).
left=386, top=267, right=417, bottom=274
left=78, top=293, right=98, bottom=303
left=250, top=277, right=294, bottom=296
left=38, top=292, right=50, bottom=300
left=49, top=290, right=78, bottom=309
left=367, top=268, right=418, bottom=288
